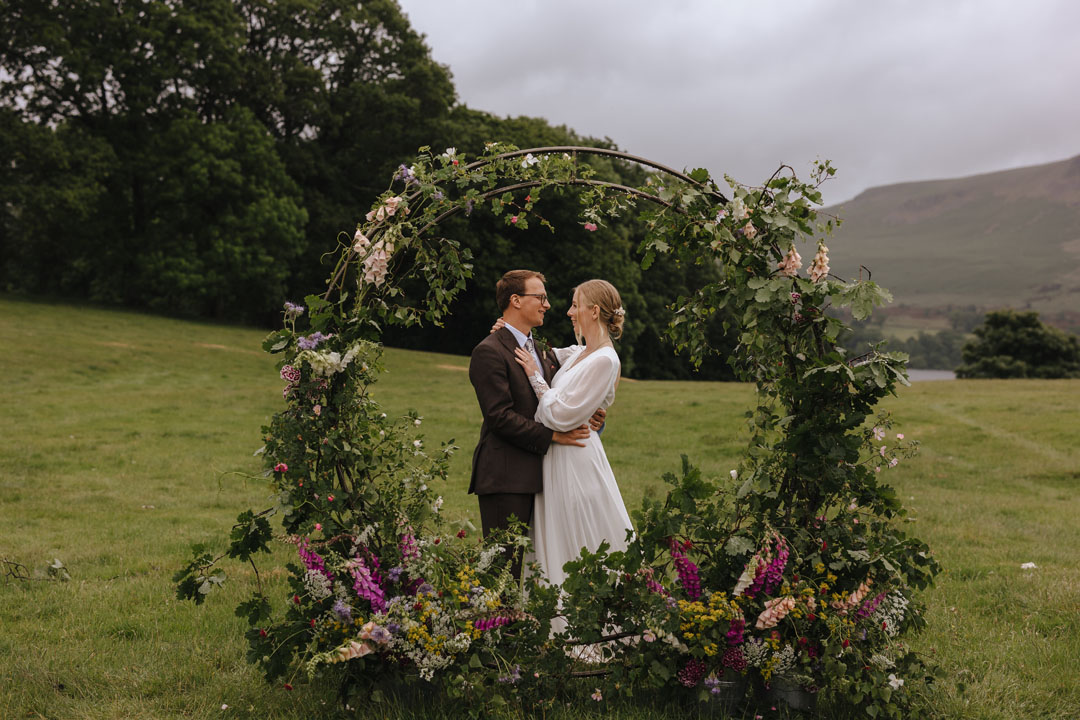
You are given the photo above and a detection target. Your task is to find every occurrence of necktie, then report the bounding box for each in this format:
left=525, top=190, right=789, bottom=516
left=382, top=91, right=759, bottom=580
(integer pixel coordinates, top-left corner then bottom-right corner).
left=524, top=337, right=542, bottom=376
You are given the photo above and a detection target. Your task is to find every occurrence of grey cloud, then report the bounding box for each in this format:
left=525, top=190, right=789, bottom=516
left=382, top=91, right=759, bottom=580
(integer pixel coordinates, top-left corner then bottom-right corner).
left=401, top=0, right=1080, bottom=203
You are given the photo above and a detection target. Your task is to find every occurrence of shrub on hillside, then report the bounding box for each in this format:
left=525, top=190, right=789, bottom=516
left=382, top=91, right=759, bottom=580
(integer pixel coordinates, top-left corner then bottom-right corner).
left=956, top=310, right=1080, bottom=378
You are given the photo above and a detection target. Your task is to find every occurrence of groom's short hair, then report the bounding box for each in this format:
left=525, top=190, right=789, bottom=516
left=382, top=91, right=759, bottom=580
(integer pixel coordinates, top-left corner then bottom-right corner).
left=496, top=270, right=546, bottom=311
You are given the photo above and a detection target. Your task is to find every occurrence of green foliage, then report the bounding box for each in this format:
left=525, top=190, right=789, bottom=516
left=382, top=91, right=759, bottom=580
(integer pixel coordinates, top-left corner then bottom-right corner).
left=956, top=309, right=1080, bottom=378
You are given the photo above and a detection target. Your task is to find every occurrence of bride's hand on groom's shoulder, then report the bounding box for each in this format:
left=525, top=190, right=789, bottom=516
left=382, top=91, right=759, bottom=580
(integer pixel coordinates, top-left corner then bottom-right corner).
left=490, top=317, right=505, bottom=334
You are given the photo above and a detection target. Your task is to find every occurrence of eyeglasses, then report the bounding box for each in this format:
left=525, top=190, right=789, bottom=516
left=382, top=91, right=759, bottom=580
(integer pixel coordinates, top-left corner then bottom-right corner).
left=518, top=293, right=549, bottom=304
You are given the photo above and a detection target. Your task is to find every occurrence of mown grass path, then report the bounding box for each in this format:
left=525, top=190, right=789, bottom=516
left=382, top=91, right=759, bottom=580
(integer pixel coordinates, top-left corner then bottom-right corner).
left=1, top=297, right=1077, bottom=718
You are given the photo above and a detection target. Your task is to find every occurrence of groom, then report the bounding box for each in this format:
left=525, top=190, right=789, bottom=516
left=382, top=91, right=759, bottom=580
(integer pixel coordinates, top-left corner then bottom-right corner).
left=468, top=270, right=601, bottom=554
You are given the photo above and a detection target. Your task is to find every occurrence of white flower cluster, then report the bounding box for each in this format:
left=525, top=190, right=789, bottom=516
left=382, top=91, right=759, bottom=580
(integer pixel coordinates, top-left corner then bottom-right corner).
left=872, top=591, right=909, bottom=638
left=303, top=569, right=333, bottom=601
left=476, top=544, right=504, bottom=574
left=773, top=644, right=796, bottom=676
left=870, top=653, right=895, bottom=670
left=297, top=341, right=371, bottom=378
left=743, top=638, right=770, bottom=668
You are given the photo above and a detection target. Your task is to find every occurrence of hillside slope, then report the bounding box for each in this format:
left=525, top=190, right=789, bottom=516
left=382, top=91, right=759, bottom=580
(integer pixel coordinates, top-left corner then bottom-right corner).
left=822, top=154, right=1080, bottom=325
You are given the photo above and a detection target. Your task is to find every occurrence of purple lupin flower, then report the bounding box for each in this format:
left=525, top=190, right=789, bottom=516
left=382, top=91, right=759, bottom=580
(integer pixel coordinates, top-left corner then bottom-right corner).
left=726, top=616, right=746, bottom=646
left=298, top=540, right=333, bottom=581
left=669, top=538, right=702, bottom=600
left=350, top=556, right=385, bottom=612
left=763, top=540, right=790, bottom=595
left=857, top=591, right=888, bottom=619
left=400, top=533, right=420, bottom=561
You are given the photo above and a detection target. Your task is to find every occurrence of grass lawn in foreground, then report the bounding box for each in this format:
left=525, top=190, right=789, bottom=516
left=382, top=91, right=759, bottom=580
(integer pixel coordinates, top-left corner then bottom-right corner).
left=1, top=296, right=1078, bottom=719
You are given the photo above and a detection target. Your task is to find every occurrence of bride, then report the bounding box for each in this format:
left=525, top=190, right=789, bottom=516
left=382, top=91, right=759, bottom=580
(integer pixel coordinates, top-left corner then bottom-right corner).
left=511, top=279, right=634, bottom=591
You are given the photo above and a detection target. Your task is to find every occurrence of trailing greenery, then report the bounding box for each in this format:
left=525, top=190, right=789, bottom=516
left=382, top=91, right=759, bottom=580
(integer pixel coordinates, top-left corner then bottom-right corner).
left=167, top=145, right=942, bottom=718
left=955, top=309, right=1080, bottom=379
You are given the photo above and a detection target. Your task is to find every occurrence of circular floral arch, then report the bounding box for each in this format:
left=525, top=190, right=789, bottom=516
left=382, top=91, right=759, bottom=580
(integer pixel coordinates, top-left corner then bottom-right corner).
left=179, top=144, right=940, bottom=717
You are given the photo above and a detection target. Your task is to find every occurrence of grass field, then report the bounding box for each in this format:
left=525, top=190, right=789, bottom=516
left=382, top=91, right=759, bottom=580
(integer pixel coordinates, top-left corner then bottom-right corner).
left=2, top=296, right=1079, bottom=719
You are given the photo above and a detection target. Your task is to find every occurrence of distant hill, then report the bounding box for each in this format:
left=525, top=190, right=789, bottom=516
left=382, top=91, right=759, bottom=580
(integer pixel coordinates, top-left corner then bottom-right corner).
left=822, top=154, right=1080, bottom=330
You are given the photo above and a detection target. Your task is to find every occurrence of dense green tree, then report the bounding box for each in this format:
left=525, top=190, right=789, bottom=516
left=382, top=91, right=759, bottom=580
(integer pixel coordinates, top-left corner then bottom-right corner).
left=956, top=309, right=1080, bottom=378
left=0, top=0, right=454, bottom=320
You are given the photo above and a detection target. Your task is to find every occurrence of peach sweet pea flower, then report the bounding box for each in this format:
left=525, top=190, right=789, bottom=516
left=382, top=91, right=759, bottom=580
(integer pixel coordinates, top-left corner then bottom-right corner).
left=777, top=245, right=802, bottom=277
left=809, top=242, right=830, bottom=283
left=755, top=596, right=796, bottom=629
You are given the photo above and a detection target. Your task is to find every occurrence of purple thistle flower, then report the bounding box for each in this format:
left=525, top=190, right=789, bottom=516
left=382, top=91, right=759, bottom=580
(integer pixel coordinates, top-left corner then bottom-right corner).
left=298, top=332, right=328, bottom=350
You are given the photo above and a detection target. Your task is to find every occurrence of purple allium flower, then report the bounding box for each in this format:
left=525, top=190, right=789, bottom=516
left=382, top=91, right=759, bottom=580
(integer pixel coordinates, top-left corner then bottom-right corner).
left=298, top=331, right=328, bottom=350
left=332, top=599, right=352, bottom=622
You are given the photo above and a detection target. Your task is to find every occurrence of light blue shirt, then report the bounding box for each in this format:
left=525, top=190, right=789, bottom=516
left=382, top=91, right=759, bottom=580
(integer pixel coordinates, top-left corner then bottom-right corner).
left=504, top=322, right=544, bottom=374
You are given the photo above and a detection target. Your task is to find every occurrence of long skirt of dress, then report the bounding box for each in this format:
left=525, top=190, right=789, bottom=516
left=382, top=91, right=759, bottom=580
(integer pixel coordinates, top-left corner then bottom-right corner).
left=530, top=430, right=634, bottom=635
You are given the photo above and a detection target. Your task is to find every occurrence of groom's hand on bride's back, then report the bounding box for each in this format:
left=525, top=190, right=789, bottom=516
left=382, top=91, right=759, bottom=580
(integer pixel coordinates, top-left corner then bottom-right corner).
left=553, top=425, right=589, bottom=447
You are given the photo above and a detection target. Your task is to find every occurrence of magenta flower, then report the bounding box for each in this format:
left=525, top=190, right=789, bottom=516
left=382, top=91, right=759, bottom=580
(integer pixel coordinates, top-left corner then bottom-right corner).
left=584, top=222, right=598, bottom=231
left=273, top=463, right=288, bottom=473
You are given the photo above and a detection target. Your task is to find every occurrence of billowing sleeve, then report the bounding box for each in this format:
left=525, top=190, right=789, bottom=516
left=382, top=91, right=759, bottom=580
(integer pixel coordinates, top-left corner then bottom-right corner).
left=535, top=352, right=618, bottom=432
left=553, top=345, right=583, bottom=364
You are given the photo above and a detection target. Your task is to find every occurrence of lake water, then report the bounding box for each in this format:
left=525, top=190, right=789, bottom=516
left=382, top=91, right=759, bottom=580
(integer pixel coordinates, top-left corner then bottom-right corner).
left=908, top=369, right=956, bottom=382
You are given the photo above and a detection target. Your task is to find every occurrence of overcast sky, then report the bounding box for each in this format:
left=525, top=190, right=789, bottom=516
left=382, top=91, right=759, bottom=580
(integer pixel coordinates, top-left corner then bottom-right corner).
left=397, top=0, right=1080, bottom=204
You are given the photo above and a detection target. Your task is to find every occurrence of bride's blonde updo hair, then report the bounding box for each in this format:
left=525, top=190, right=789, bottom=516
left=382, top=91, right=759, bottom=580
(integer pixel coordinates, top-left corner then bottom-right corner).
left=575, top=279, right=625, bottom=340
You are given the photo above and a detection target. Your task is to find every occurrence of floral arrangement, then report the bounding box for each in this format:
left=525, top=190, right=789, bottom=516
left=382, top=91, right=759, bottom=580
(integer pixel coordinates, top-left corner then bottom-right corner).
left=177, top=142, right=940, bottom=718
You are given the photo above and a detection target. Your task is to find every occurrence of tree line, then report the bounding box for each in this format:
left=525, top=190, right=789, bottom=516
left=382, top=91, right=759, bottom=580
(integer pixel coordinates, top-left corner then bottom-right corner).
left=0, top=0, right=737, bottom=379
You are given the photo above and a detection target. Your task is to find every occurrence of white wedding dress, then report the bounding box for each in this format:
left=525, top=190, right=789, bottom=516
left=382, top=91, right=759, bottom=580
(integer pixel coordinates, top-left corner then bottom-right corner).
left=527, top=345, right=634, bottom=591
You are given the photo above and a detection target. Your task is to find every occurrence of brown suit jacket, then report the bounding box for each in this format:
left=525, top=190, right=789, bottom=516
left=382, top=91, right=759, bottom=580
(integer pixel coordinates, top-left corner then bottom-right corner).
left=468, top=327, right=560, bottom=495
